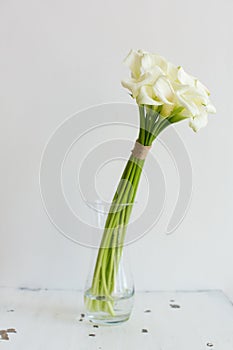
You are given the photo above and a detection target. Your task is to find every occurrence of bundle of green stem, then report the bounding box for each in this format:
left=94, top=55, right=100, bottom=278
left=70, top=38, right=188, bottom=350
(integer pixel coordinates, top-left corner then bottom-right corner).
left=86, top=105, right=184, bottom=315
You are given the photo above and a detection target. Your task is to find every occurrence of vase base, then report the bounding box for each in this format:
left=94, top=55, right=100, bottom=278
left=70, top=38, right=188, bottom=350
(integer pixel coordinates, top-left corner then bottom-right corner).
left=87, top=313, right=130, bottom=325
left=84, top=290, right=134, bottom=325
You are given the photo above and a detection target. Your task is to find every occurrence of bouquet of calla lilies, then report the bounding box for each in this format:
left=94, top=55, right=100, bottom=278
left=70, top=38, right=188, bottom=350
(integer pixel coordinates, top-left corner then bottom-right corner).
left=85, top=49, right=216, bottom=316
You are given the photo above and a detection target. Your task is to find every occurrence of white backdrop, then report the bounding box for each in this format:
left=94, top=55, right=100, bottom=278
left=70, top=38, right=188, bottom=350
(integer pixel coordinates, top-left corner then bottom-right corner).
left=0, top=0, right=232, bottom=298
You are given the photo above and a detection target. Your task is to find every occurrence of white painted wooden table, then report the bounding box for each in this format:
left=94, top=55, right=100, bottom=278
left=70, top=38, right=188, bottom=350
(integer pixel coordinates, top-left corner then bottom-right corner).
left=0, top=288, right=233, bottom=349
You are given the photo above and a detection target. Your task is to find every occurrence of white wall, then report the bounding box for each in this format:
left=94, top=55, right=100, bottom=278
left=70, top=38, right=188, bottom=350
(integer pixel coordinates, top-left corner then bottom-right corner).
left=0, top=0, right=232, bottom=298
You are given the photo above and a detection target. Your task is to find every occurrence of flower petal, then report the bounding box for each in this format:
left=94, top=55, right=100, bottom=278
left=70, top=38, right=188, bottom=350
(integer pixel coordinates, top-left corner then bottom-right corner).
left=153, top=76, right=175, bottom=105
left=121, top=69, right=163, bottom=98
left=121, top=79, right=139, bottom=97
left=206, top=102, right=216, bottom=114
left=136, top=86, right=163, bottom=106
left=196, top=80, right=210, bottom=95
left=167, top=62, right=178, bottom=81
left=123, top=49, right=143, bottom=79
left=177, top=67, right=196, bottom=86
left=176, top=87, right=200, bottom=116
left=141, top=53, right=167, bottom=73
left=189, top=111, right=208, bottom=132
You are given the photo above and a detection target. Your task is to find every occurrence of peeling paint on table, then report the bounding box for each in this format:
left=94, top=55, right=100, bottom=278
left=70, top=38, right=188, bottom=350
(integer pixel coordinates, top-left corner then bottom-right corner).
left=0, top=288, right=233, bottom=349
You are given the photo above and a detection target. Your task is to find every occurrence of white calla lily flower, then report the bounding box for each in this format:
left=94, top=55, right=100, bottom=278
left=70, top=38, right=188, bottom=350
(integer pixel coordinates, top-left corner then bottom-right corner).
left=122, top=49, right=216, bottom=132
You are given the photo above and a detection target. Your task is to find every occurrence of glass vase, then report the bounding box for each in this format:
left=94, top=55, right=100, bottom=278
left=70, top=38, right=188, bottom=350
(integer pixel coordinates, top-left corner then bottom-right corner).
left=84, top=201, right=134, bottom=325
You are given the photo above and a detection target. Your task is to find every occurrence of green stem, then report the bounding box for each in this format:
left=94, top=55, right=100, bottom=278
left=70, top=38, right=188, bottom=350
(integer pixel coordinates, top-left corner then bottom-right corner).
left=85, top=105, right=169, bottom=316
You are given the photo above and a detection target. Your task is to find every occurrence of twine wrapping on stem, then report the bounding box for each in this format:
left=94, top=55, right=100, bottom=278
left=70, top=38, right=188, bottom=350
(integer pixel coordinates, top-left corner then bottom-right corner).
left=131, top=141, right=151, bottom=160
